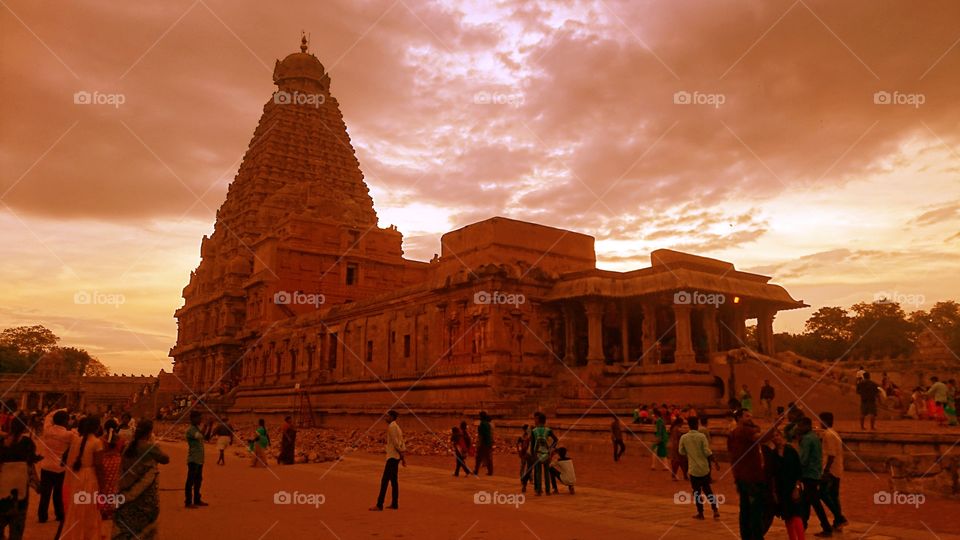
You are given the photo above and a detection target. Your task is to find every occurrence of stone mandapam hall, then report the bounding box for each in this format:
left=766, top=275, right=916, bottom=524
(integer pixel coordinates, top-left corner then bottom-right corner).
left=169, top=38, right=806, bottom=422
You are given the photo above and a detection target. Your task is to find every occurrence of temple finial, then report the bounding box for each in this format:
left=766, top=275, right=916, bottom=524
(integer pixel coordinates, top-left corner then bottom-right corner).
left=300, top=31, right=309, bottom=53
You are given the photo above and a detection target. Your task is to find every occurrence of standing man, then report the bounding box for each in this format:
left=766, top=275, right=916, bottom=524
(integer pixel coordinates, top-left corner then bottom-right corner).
left=611, top=415, right=626, bottom=462
left=759, top=380, right=775, bottom=419
left=530, top=412, right=559, bottom=496
left=184, top=410, right=207, bottom=508
left=370, top=410, right=405, bottom=511
left=856, top=372, right=880, bottom=431
left=679, top=416, right=719, bottom=520
left=727, top=410, right=774, bottom=539
left=927, top=376, right=949, bottom=426
left=819, top=412, right=848, bottom=531
left=37, top=409, right=77, bottom=524
left=474, top=411, right=494, bottom=476
left=797, top=416, right=832, bottom=537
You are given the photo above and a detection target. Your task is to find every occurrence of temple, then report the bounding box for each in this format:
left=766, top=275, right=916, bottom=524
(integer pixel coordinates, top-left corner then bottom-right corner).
left=170, top=38, right=806, bottom=419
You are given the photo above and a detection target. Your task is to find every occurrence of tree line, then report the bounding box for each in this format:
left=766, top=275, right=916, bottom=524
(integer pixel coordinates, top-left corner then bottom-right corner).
left=0, top=324, right=110, bottom=375
left=771, top=300, right=960, bottom=362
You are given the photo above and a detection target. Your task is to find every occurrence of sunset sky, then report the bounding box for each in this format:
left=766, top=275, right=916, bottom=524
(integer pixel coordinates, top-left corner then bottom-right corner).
left=2, top=0, right=958, bottom=375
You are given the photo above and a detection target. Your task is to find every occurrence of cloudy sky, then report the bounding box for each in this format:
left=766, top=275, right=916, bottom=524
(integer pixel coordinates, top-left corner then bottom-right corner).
left=2, top=0, right=958, bottom=375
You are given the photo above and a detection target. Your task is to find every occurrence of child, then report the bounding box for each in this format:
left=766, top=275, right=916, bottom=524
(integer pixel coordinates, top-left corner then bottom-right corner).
left=549, top=447, right=576, bottom=494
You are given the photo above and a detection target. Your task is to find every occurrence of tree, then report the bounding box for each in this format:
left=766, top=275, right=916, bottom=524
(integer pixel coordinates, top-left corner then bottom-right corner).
left=848, top=301, right=915, bottom=359
left=800, top=307, right=852, bottom=360
left=0, top=344, right=31, bottom=373
left=83, top=357, right=111, bottom=377
left=0, top=325, right=59, bottom=359
left=911, top=301, right=960, bottom=356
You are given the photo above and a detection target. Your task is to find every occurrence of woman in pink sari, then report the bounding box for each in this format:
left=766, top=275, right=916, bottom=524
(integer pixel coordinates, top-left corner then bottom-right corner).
left=98, top=419, right=126, bottom=522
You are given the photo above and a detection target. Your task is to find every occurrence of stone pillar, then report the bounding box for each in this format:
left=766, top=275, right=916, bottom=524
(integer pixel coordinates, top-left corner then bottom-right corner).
left=673, top=304, right=695, bottom=365
left=620, top=300, right=630, bottom=364
left=704, top=307, right=719, bottom=356
left=19, top=392, right=28, bottom=411
left=38, top=392, right=46, bottom=410
left=641, top=303, right=658, bottom=366
left=584, top=300, right=605, bottom=365
left=758, top=309, right=776, bottom=355
left=562, top=304, right=576, bottom=365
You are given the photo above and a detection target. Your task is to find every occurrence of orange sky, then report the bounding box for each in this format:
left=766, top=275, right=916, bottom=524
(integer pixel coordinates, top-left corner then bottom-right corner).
left=1, top=0, right=958, bottom=375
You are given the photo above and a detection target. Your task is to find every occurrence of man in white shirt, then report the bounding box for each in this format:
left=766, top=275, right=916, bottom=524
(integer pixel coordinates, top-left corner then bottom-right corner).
left=37, top=409, right=78, bottom=523
left=819, top=411, right=848, bottom=531
left=371, top=410, right=405, bottom=511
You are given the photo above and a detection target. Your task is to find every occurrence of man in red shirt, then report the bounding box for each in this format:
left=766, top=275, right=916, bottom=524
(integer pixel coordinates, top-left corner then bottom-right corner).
left=727, top=409, right=777, bottom=539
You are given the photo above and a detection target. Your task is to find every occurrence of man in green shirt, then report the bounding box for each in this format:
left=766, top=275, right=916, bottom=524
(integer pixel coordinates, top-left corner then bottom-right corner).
left=474, top=411, right=494, bottom=475
left=678, top=416, right=719, bottom=520
left=797, top=417, right=831, bottom=537
left=185, top=410, right=207, bottom=508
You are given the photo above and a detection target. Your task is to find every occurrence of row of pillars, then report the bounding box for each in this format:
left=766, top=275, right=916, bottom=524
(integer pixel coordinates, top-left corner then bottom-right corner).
left=562, top=297, right=777, bottom=367
left=16, top=391, right=84, bottom=412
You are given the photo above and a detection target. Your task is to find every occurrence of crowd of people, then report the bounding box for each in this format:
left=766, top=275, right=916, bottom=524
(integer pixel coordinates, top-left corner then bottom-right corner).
left=0, top=404, right=167, bottom=540
left=854, top=369, right=958, bottom=428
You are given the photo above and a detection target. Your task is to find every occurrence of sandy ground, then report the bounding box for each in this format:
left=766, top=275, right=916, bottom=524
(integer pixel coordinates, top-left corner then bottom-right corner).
left=17, top=437, right=959, bottom=540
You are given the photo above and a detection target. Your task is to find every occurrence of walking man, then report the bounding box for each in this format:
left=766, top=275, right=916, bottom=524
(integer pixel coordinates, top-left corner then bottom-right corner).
left=37, top=409, right=77, bottom=523
left=474, top=411, right=494, bottom=475
left=185, top=410, right=208, bottom=508
left=819, top=412, right=848, bottom=531
left=679, top=416, right=719, bottom=520
left=856, top=372, right=880, bottom=430
left=371, top=410, right=405, bottom=511
left=611, top=415, right=626, bottom=462
left=928, top=376, right=949, bottom=426
left=797, top=416, right=832, bottom=537
left=728, top=409, right=774, bottom=539
left=759, top=380, right=775, bottom=418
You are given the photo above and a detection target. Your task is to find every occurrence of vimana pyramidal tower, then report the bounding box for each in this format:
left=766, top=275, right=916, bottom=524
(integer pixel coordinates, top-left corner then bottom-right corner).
left=171, top=37, right=805, bottom=421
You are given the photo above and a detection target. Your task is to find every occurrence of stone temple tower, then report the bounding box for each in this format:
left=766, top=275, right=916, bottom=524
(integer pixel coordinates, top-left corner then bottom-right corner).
left=170, top=37, right=426, bottom=391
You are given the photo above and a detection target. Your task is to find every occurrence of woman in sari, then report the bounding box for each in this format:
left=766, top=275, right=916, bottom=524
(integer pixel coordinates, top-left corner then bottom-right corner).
left=278, top=416, right=296, bottom=465
left=97, top=419, right=125, bottom=523
left=61, top=416, right=104, bottom=540
left=649, top=409, right=670, bottom=471
left=112, top=420, right=168, bottom=540
left=249, top=419, right=269, bottom=468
